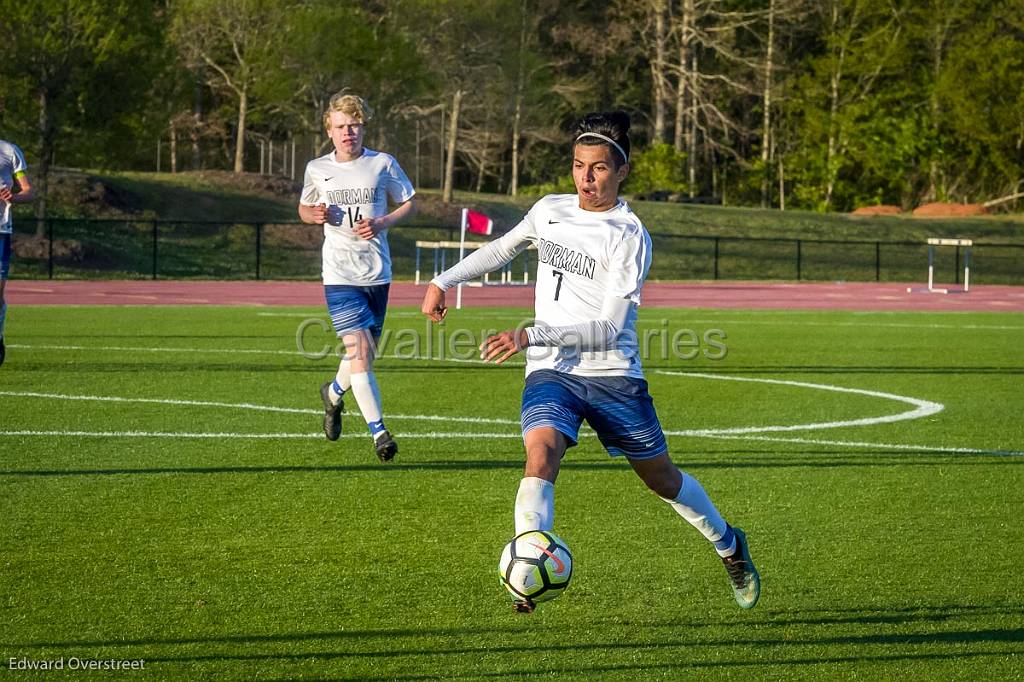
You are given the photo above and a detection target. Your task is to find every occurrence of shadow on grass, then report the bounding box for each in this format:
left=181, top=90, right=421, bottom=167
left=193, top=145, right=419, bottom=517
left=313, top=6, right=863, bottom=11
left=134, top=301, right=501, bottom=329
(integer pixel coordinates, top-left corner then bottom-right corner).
left=287, top=647, right=1023, bottom=681
left=10, top=603, right=1019, bottom=650
left=3, top=451, right=1023, bottom=478
left=6, top=605, right=1021, bottom=678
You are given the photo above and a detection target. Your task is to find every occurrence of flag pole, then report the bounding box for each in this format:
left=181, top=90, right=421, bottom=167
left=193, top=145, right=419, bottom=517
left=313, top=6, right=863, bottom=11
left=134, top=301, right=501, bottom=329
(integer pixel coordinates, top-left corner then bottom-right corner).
left=456, top=208, right=467, bottom=310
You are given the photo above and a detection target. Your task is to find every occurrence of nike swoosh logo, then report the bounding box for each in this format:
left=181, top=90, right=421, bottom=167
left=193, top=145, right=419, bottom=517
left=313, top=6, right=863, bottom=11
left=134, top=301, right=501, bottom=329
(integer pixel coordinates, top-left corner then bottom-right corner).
left=529, top=542, right=566, bottom=573
left=324, top=176, right=333, bottom=181
left=548, top=219, right=559, bottom=224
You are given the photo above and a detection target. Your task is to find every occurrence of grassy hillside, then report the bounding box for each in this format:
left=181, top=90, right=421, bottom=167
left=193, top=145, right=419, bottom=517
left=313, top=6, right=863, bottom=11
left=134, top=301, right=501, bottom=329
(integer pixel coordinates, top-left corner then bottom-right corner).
left=15, top=169, right=1023, bottom=241
left=11, top=171, right=1024, bottom=283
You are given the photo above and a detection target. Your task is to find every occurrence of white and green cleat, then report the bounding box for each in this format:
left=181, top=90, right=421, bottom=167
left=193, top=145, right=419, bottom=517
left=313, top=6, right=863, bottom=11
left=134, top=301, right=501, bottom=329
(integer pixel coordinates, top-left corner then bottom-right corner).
left=722, top=527, right=760, bottom=609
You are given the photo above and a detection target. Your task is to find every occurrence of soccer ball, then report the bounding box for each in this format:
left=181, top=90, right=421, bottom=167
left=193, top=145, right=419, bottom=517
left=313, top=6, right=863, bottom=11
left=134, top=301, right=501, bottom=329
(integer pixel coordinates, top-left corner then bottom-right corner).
left=498, top=530, right=573, bottom=611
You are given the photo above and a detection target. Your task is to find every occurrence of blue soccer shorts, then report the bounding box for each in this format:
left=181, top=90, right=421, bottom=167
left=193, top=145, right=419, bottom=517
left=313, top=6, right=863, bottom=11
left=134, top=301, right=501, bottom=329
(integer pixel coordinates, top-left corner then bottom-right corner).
left=1, top=233, right=11, bottom=280
left=324, top=283, right=390, bottom=339
left=520, top=369, right=669, bottom=460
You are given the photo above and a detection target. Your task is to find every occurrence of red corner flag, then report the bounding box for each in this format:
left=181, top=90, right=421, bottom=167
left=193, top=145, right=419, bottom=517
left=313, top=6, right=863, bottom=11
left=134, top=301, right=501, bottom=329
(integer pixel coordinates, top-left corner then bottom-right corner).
left=464, top=209, right=493, bottom=235
left=456, top=208, right=494, bottom=310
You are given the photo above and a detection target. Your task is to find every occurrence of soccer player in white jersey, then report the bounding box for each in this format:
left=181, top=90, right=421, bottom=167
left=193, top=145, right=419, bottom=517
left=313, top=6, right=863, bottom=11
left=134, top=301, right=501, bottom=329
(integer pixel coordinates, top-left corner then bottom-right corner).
left=299, top=93, right=417, bottom=461
left=0, top=139, right=36, bottom=368
left=421, top=112, right=760, bottom=610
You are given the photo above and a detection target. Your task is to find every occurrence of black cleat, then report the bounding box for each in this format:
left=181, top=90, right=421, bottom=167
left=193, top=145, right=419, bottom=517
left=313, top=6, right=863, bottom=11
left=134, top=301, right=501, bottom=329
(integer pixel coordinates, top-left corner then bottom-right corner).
left=0, top=337, right=5, bottom=367
left=374, top=430, right=398, bottom=462
left=320, top=382, right=342, bottom=441
left=512, top=599, right=536, bottom=614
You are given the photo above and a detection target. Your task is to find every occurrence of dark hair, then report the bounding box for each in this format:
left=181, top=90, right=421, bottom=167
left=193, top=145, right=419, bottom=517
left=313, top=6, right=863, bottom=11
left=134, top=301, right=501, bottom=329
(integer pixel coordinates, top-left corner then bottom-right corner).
left=572, top=111, right=631, bottom=167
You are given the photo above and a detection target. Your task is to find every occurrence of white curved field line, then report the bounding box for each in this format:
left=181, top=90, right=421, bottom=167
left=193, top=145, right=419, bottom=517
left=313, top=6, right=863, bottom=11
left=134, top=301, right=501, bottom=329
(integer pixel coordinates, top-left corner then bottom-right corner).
left=1, top=362, right=1016, bottom=455
left=654, top=371, right=943, bottom=435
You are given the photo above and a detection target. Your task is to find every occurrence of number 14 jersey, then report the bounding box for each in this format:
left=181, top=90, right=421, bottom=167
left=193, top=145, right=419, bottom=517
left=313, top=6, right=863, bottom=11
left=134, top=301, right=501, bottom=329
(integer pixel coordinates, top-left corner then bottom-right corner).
left=300, top=149, right=415, bottom=286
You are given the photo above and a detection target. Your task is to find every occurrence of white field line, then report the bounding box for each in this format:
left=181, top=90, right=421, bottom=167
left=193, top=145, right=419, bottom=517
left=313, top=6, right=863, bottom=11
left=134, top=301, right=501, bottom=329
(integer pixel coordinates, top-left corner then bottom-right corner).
left=6, top=343, right=522, bottom=365
left=678, top=319, right=1024, bottom=331
left=8, top=343, right=299, bottom=356
left=698, top=433, right=1024, bottom=457
left=5, top=368, right=1011, bottom=455
left=0, top=430, right=521, bottom=440
left=0, top=391, right=519, bottom=425
left=655, top=371, right=943, bottom=434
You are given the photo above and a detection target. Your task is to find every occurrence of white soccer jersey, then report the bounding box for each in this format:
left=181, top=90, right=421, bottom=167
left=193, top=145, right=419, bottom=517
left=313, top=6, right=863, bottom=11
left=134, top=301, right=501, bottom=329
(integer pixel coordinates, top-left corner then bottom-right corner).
left=435, top=193, right=652, bottom=378
left=300, top=149, right=415, bottom=285
left=0, top=140, right=28, bottom=234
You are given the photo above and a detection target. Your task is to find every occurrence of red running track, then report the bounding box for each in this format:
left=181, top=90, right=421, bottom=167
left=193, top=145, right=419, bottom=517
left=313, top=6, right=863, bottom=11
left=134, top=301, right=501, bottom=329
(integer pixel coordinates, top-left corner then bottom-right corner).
left=6, top=279, right=1024, bottom=312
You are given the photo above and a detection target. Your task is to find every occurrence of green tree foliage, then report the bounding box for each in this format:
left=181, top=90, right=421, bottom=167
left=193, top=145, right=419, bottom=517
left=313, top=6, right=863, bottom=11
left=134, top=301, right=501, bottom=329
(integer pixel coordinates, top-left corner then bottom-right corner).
left=1, top=0, right=1019, bottom=214
left=937, top=2, right=1024, bottom=200
left=627, top=143, right=689, bottom=195
left=0, top=0, right=164, bottom=229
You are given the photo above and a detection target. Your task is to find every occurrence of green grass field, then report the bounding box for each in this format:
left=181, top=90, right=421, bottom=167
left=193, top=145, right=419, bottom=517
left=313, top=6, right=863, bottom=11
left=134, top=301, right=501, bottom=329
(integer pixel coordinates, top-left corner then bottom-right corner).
left=2, top=304, right=1023, bottom=680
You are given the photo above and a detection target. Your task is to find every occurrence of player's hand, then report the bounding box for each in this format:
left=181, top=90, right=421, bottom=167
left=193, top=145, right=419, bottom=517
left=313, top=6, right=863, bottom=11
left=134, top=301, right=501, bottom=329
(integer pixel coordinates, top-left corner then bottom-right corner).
left=421, top=283, right=448, bottom=323
left=0, top=185, right=12, bottom=202
left=353, top=217, right=384, bottom=240
left=306, top=203, right=328, bottom=224
left=480, top=329, right=528, bottom=364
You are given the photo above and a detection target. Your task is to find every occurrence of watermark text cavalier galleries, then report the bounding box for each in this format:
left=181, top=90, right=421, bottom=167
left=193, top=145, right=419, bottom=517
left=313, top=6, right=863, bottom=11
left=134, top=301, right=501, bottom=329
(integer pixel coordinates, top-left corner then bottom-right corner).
left=295, top=317, right=727, bottom=362
left=8, top=657, right=145, bottom=671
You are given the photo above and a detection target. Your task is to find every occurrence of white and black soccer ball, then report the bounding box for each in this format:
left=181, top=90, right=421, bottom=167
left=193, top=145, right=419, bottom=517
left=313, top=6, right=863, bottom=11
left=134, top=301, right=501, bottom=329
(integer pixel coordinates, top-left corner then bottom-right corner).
left=498, top=530, right=573, bottom=610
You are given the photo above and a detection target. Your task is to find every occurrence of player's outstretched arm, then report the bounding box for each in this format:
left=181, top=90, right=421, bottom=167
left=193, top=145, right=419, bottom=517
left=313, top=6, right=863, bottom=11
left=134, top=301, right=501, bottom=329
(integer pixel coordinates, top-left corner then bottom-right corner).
left=421, top=283, right=448, bottom=322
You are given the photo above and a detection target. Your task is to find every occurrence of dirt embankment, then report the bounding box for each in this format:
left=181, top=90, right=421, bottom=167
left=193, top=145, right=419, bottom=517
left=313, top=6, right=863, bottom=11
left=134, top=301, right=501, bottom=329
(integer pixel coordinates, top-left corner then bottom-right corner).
left=911, top=202, right=987, bottom=217
left=852, top=202, right=992, bottom=218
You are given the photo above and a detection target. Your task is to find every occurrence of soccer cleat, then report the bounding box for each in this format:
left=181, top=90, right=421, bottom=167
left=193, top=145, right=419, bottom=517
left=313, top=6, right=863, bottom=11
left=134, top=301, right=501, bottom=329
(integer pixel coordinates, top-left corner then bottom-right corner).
left=0, top=337, right=5, bottom=367
left=320, top=382, right=342, bottom=441
left=512, top=599, right=536, bottom=614
left=374, top=430, right=398, bottom=462
left=722, top=527, right=760, bottom=609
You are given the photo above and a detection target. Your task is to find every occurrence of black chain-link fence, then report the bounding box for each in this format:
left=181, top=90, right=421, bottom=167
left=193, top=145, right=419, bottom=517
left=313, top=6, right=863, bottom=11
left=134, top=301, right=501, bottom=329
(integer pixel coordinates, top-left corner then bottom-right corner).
left=9, top=219, right=1024, bottom=284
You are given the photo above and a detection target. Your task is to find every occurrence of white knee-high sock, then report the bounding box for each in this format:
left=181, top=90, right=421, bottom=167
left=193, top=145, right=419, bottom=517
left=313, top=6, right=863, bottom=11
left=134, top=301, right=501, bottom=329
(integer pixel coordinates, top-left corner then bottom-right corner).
left=515, top=477, right=554, bottom=535
left=349, top=371, right=385, bottom=435
left=328, top=357, right=352, bottom=403
left=662, top=471, right=736, bottom=557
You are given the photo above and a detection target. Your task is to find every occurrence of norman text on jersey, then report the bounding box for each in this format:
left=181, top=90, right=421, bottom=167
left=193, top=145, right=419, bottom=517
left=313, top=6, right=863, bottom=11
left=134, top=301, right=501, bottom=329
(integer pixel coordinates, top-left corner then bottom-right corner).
left=326, top=187, right=380, bottom=205
left=537, top=238, right=597, bottom=280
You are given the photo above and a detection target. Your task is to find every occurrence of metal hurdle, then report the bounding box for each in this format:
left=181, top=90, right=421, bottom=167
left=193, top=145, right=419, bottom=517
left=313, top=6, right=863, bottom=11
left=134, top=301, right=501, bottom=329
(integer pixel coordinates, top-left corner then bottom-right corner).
left=907, top=238, right=972, bottom=294
left=414, top=240, right=533, bottom=286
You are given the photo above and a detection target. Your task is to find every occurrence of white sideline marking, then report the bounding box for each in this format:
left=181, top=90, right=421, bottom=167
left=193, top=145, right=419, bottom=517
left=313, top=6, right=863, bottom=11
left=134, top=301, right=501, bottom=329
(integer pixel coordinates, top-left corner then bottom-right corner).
left=7, top=343, right=523, bottom=365
left=656, top=371, right=943, bottom=433
left=680, top=319, right=1024, bottom=331
left=0, top=391, right=519, bottom=426
left=8, top=343, right=299, bottom=356
left=0, top=430, right=522, bottom=440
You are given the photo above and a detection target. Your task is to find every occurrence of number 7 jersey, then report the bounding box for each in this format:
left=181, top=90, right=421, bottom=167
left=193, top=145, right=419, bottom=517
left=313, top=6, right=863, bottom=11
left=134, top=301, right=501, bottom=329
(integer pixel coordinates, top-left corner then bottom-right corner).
left=516, top=193, right=652, bottom=378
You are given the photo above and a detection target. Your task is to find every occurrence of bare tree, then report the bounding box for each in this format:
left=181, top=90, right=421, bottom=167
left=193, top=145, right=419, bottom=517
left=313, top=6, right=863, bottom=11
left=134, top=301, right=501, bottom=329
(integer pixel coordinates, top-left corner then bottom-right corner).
left=171, top=0, right=283, bottom=173
left=668, top=0, right=764, bottom=197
